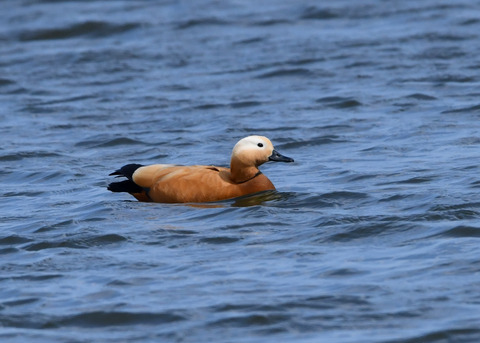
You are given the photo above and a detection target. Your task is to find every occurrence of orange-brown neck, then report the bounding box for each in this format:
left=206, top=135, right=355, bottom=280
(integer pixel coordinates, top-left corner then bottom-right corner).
left=230, top=156, right=260, bottom=184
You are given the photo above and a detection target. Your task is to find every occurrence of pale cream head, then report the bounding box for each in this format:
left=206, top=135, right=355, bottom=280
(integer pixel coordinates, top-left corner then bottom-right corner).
left=231, top=136, right=274, bottom=167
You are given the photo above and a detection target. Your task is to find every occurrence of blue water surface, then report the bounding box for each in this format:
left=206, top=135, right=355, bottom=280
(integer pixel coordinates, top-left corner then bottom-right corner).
left=1, top=1, right=480, bottom=342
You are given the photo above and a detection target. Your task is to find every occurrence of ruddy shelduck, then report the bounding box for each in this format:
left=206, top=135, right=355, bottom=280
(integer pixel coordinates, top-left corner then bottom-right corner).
left=108, top=135, right=294, bottom=203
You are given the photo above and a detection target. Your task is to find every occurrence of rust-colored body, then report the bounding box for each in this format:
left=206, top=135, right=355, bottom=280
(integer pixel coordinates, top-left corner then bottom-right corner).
left=108, top=136, right=293, bottom=203
left=131, top=164, right=275, bottom=203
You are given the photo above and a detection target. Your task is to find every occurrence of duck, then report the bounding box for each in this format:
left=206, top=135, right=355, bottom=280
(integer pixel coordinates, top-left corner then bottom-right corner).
left=108, top=135, right=294, bottom=203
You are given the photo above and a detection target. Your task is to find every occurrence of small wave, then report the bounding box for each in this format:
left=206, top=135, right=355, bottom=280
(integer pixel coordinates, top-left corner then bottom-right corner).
left=442, top=104, right=480, bottom=114
left=176, top=18, right=229, bottom=30
left=160, top=84, right=191, bottom=91
left=347, top=174, right=378, bottom=182
left=194, top=103, right=227, bottom=110
left=436, top=225, right=480, bottom=238
left=210, top=295, right=370, bottom=323
left=35, top=95, right=95, bottom=106
left=316, top=96, right=362, bottom=108
left=75, top=137, right=144, bottom=148
left=460, top=18, right=480, bottom=26
left=320, top=267, right=367, bottom=277
left=0, top=311, right=185, bottom=329
left=23, top=234, right=127, bottom=251
left=23, top=241, right=82, bottom=251
left=0, top=247, right=18, bottom=255
left=396, top=75, right=475, bottom=85
left=0, top=274, right=63, bottom=282
left=379, top=194, right=415, bottom=202
left=34, top=219, right=76, bottom=233
left=208, top=313, right=291, bottom=328
left=405, top=93, right=437, bottom=100
left=324, top=219, right=413, bottom=242
left=252, top=19, right=292, bottom=26
left=280, top=136, right=347, bottom=149
left=377, top=176, right=436, bottom=186
left=219, top=220, right=290, bottom=231
left=0, top=151, right=62, bottom=161
left=435, top=75, right=474, bottom=83
left=233, top=37, right=265, bottom=45
left=256, top=68, right=313, bottom=79
left=0, top=313, right=51, bottom=329
left=262, top=192, right=357, bottom=210
left=285, top=57, right=326, bottom=66
left=407, top=32, right=474, bottom=42
left=415, top=47, right=466, bottom=60
left=455, top=137, right=480, bottom=145
left=60, top=311, right=186, bottom=327
left=18, top=21, right=140, bottom=41
left=395, top=327, right=480, bottom=343
left=0, top=78, right=14, bottom=86
left=300, top=6, right=339, bottom=20
left=97, top=137, right=145, bottom=148
left=0, top=235, right=32, bottom=245
left=230, top=101, right=262, bottom=108
left=2, top=298, right=39, bottom=307
left=397, top=176, right=435, bottom=184
left=320, top=191, right=369, bottom=200
left=428, top=203, right=480, bottom=220
left=199, top=236, right=241, bottom=244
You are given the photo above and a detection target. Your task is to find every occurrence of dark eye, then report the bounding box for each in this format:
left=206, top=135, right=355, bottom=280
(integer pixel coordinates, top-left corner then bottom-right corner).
left=257, top=143, right=263, bottom=147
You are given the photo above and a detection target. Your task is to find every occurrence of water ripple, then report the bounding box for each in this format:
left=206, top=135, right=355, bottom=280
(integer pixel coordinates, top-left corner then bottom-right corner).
left=176, top=18, right=230, bottom=30
left=316, top=96, right=363, bottom=108
left=59, top=311, right=186, bottom=327
left=256, top=68, right=315, bottom=78
left=0, top=78, right=15, bottom=86
left=300, top=6, right=339, bottom=20
left=280, top=136, right=348, bottom=149
left=208, top=313, right=291, bottom=328
left=442, top=104, right=480, bottom=114
left=23, top=234, right=127, bottom=251
left=387, top=328, right=480, bottom=343
left=434, top=225, right=480, bottom=238
left=0, top=311, right=185, bottom=329
left=0, top=235, right=32, bottom=245
left=17, top=21, right=141, bottom=41
left=405, top=93, right=437, bottom=101
left=0, top=151, right=62, bottom=161
left=199, top=236, right=241, bottom=245
left=75, top=137, right=145, bottom=148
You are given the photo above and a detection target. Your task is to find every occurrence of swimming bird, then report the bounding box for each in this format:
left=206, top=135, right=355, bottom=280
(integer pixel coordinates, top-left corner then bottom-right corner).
left=108, top=135, right=294, bottom=203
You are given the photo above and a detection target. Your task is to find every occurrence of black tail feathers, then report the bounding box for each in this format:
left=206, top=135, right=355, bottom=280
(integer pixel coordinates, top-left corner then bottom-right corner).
left=108, top=164, right=144, bottom=193
left=109, top=164, right=143, bottom=180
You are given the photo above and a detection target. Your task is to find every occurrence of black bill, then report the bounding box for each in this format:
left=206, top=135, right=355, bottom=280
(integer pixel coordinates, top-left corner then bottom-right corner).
left=269, top=149, right=294, bottom=163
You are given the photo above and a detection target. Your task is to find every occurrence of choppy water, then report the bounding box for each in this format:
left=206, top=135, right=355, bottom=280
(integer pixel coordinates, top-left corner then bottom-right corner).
left=1, top=1, right=480, bottom=342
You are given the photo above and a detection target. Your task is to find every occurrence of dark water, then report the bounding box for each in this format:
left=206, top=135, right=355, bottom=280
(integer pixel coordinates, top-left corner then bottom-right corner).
left=1, top=0, right=480, bottom=342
